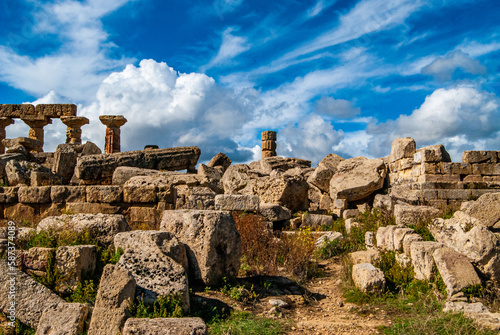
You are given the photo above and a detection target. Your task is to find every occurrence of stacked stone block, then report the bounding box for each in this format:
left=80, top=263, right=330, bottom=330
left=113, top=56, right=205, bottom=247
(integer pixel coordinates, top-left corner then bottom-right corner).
left=261, top=130, right=277, bottom=158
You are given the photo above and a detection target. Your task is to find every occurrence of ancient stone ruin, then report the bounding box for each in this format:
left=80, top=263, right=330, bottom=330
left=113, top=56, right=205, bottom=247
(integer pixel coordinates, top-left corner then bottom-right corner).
left=0, top=103, right=500, bottom=334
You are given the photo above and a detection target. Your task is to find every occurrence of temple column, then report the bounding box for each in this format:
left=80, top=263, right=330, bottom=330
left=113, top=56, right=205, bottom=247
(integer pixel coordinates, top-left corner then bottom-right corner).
left=60, top=116, right=89, bottom=145
left=21, top=116, right=52, bottom=152
left=261, top=130, right=277, bottom=158
left=99, top=115, right=127, bottom=154
left=0, top=117, right=15, bottom=154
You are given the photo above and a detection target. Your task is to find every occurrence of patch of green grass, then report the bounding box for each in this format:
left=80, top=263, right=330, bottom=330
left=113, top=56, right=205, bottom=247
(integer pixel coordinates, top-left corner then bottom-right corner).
left=408, top=220, right=435, bottom=242
left=219, top=277, right=258, bottom=304
left=209, top=311, right=288, bottom=335
left=129, top=294, right=184, bottom=318
left=68, top=279, right=98, bottom=304
left=375, top=251, right=414, bottom=293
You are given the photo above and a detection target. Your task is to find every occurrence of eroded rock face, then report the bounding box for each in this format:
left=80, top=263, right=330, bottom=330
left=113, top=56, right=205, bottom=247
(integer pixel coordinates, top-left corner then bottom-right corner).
left=35, top=302, right=89, bottom=335
left=352, top=263, right=385, bottom=293
left=160, top=210, right=241, bottom=285
left=37, top=213, right=130, bottom=245
left=55, top=245, right=97, bottom=294
left=122, top=317, right=208, bottom=335
left=214, top=194, right=259, bottom=211
left=88, top=264, right=136, bottom=335
left=207, top=152, right=232, bottom=172
left=329, top=158, right=387, bottom=202
left=394, top=204, right=441, bottom=226
left=117, top=249, right=190, bottom=312
left=463, top=192, right=500, bottom=229
left=430, top=211, right=500, bottom=281
left=410, top=241, right=443, bottom=280
left=307, top=153, right=344, bottom=193
left=389, top=137, right=416, bottom=163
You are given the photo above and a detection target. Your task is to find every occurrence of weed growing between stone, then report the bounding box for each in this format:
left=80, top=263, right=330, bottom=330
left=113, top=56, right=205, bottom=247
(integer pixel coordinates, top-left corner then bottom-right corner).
left=129, top=294, right=184, bottom=318
left=208, top=311, right=288, bottom=335
left=407, top=219, right=435, bottom=241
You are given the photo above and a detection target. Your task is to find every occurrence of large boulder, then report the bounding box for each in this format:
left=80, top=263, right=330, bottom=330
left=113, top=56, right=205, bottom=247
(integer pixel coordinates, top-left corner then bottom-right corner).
left=37, top=214, right=130, bottom=245
left=329, top=157, right=387, bottom=202
left=123, top=318, right=208, bottom=335
left=463, top=192, right=500, bottom=229
left=352, top=263, right=386, bottom=293
left=160, top=210, right=241, bottom=285
left=117, top=249, right=189, bottom=312
left=389, top=137, right=416, bottom=163
left=307, top=153, right=344, bottom=192
left=430, top=211, right=500, bottom=281
left=88, top=264, right=136, bottom=335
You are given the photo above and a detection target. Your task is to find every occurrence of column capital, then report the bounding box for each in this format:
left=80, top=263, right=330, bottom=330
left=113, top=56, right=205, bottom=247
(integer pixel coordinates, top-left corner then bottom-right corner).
left=21, top=115, right=52, bottom=127
left=61, top=116, right=89, bottom=128
left=99, top=115, right=127, bottom=128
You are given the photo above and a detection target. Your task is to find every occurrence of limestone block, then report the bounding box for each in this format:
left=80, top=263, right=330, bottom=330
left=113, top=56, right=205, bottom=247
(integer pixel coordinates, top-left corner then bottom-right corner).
left=35, top=104, right=77, bottom=117
left=65, top=202, right=104, bottom=214
left=440, top=162, right=472, bottom=175
left=302, top=213, right=332, bottom=228
left=0, top=261, right=65, bottom=328
left=319, top=193, right=333, bottom=211
left=433, top=247, right=481, bottom=296
left=417, top=174, right=460, bottom=183
left=259, top=203, right=291, bottom=221
left=214, top=194, right=259, bottom=211
left=330, top=158, right=386, bottom=202
left=463, top=192, right=500, bottom=228
left=256, top=156, right=311, bottom=174
left=365, top=231, right=376, bottom=249
left=56, top=245, right=97, bottom=293
left=0, top=187, right=18, bottom=204
left=122, top=318, right=208, bottom=335
left=18, top=247, right=53, bottom=276
left=123, top=175, right=175, bottom=204
left=390, top=137, right=416, bottom=163
left=52, top=144, right=78, bottom=183
left=18, top=186, right=51, bottom=203
left=3, top=137, right=41, bottom=152
left=307, top=153, right=344, bottom=192
left=160, top=210, right=241, bottom=285
left=394, top=204, right=441, bottom=226
left=410, top=241, right=443, bottom=280
left=35, top=302, right=89, bottom=335
left=349, top=250, right=381, bottom=265
left=37, top=213, right=130, bottom=245
left=197, top=164, right=223, bottom=193
left=51, top=186, right=86, bottom=203
left=389, top=158, right=414, bottom=172
left=463, top=151, right=499, bottom=164
left=352, top=263, right=386, bottom=293
left=114, top=230, right=188, bottom=273
left=393, top=227, right=415, bottom=252
left=207, top=152, right=232, bottom=172
left=343, top=209, right=359, bottom=219
left=0, top=104, right=36, bottom=117
left=127, top=206, right=158, bottom=229
left=396, top=253, right=411, bottom=268
left=86, top=185, right=122, bottom=203
left=88, top=264, right=136, bottom=335
left=4, top=203, right=36, bottom=222
left=345, top=218, right=360, bottom=234
left=314, top=231, right=343, bottom=249
left=376, top=225, right=401, bottom=251
left=117, top=249, right=189, bottom=312
left=112, top=166, right=170, bottom=185
left=373, top=194, right=394, bottom=213
left=221, top=164, right=252, bottom=194
left=175, top=185, right=216, bottom=210
left=414, top=144, right=451, bottom=163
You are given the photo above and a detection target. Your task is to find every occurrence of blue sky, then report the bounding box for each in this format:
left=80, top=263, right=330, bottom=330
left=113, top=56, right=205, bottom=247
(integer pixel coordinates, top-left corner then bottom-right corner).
left=1, top=0, right=499, bottom=163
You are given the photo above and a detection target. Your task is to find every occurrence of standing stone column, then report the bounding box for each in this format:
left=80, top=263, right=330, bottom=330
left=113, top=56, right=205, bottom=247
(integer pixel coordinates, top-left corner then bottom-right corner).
left=21, top=116, right=52, bottom=152
left=0, top=117, right=14, bottom=154
left=261, top=130, right=277, bottom=158
left=99, top=115, right=127, bottom=154
left=60, top=116, right=89, bottom=145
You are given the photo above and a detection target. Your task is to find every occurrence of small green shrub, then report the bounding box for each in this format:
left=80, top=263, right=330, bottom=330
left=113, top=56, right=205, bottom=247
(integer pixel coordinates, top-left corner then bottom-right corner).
left=408, top=220, right=434, bottom=242
left=375, top=251, right=414, bottom=293
left=129, top=294, right=184, bottom=318
left=68, top=279, right=98, bottom=304
left=220, top=277, right=258, bottom=304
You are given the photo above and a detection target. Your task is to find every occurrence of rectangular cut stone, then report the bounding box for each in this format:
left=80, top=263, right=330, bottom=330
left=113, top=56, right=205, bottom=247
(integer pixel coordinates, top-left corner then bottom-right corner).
left=261, top=131, right=277, bottom=141
left=86, top=186, right=123, bottom=203
left=65, top=202, right=103, bottom=214
left=418, top=174, right=460, bottom=183
left=463, top=151, right=499, bottom=164
left=410, top=241, right=444, bottom=280
left=440, top=162, right=471, bottom=175
left=0, top=187, right=18, bottom=203
left=388, top=158, right=414, bottom=172
left=75, top=146, right=201, bottom=183
left=36, top=302, right=89, bottom=335
left=463, top=175, right=483, bottom=183
left=437, top=189, right=471, bottom=201
left=214, top=194, right=259, bottom=211
left=18, top=186, right=51, bottom=203
left=420, top=162, right=441, bottom=175
left=483, top=176, right=500, bottom=184
left=0, top=104, right=36, bottom=117
left=471, top=163, right=500, bottom=176
left=35, top=104, right=77, bottom=117
left=123, top=185, right=157, bottom=203
left=51, top=186, right=86, bottom=203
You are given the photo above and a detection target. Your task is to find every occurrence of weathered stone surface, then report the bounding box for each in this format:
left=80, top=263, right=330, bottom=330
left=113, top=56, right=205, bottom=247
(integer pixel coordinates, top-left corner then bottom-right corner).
left=463, top=192, right=500, bottom=228
left=18, top=186, right=51, bottom=203
left=86, top=185, right=122, bottom=203
left=122, top=318, right=208, bottom=335
left=389, top=137, right=416, bottom=163
left=56, top=245, right=97, bottom=293
left=112, top=166, right=171, bottom=185
left=221, top=164, right=252, bottom=194
left=393, top=227, right=415, bottom=252
left=365, top=231, right=376, bottom=249
left=123, top=175, right=175, bottom=204
left=52, top=144, right=78, bottom=183
left=330, top=158, right=387, bottom=202
left=352, top=263, right=385, bottom=293
left=307, top=153, right=344, bottom=192
left=81, top=141, right=102, bottom=156
left=402, top=233, right=424, bottom=256
left=345, top=218, right=360, bottom=234
left=35, top=104, right=77, bottom=118
left=35, top=302, right=89, bottom=335
left=373, top=194, right=394, bottom=213
left=160, top=210, right=241, bottom=285
left=114, top=230, right=188, bottom=272
left=444, top=302, right=500, bottom=331
left=18, top=247, right=53, bottom=276
left=6, top=160, right=54, bottom=186
left=207, top=152, right=232, bottom=172
left=126, top=206, right=158, bottom=230
left=259, top=203, right=291, bottom=221
left=51, top=186, right=86, bottom=203
left=0, top=153, right=25, bottom=178
left=0, top=261, right=65, bottom=328
left=117, top=249, right=189, bottom=312
left=343, top=209, right=359, bottom=219
left=37, top=213, right=130, bottom=245
left=214, top=194, right=259, bottom=211
left=197, top=164, right=223, bottom=193
left=254, top=156, right=311, bottom=174
left=302, top=213, right=333, bottom=228
left=462, top=151, right=499, bottom=164
left=410, top=241, right=443, bottom=280
left=349, top=249, right=380, bottom=265
left=0, top=104, right=36, bottom=117
left=414, top=144, right=451, bottom=163
left=3, top=137, right=42, bottom=152
left=88, top=264, right=136, bottom=335
left=430, top=211, right=500, bottom=281
left=376, top=225, right=401, bottom=251
left=4, top=203, right=36, bottom=222
left=394, top=204, right=441, bottom=226
left=75, top=146, right=201, bottom=183
left=432, top=247, right=481, bottom=296
left=314, top=231, right=343, bottom=248
left=0, top=187, right=18, bottom=204
left=176, top=185, right=216, bottom=210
